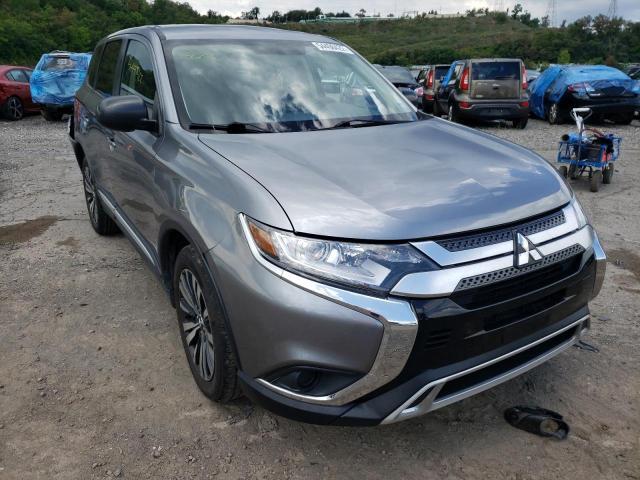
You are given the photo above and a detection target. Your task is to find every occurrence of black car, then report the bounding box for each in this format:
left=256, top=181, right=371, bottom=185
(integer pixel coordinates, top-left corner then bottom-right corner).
left=376, top=65, right=421, bottom=108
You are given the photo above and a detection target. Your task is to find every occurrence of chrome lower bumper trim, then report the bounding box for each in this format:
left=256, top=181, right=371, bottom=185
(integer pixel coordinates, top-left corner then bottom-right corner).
left=590, top=230, right=606, bottom=299
left=381, top=315, right=589, bottom=424
left=239, top=214, right=419, bottom=406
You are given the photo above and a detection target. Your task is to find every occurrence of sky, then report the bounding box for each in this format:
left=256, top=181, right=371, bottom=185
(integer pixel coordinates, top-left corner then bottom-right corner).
left=189, top=0, right=640, bottom=22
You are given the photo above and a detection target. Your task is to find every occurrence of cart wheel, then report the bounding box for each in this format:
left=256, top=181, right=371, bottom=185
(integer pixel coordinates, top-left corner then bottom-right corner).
left=558, top=166, right=568, bottom=178
left=568, top=164, right=579, bottom=180
left=603, top=164, right=614, bottom=184
left=590, top=170, right=602, bottom=192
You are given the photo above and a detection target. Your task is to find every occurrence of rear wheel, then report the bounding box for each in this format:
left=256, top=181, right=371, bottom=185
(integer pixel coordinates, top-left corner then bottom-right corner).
left=82, top=160, right=119, bottom=235
left=422, top=98, right=433, bottom=114
left=602, top=164, right=614, bottom=184
left=512, top=118, right=528, bottom=129
left=41, top=108, right=63, bottom=121
left=447, top=102, right=459, bottom=123
left=3, top=96, right=23, bottom=121
left=569, top=164, right=580, bottom=180
left=174, top=245, right=240, bottom=403
left=590, top=170, right=602, bottom=192
left=548, top=103, right=563, bottom=125
left=432, top=98, right=441, bottom=116
left=613, top=113, right=634, bottom=125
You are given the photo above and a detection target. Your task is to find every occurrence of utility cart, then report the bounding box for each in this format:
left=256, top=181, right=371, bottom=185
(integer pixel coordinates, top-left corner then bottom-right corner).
left=557, top=107, right=622, bottom=192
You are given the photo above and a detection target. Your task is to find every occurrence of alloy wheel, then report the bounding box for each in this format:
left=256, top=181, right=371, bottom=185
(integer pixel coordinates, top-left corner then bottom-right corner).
left=7, top=97, right=23, bottom=120
left=178, top=268, right=215, bottom=382
left=448, top=104, right=454, bottom=121
left=549, top=103, right=559, bottom=124
left=82, top=165, right=99, bottom=226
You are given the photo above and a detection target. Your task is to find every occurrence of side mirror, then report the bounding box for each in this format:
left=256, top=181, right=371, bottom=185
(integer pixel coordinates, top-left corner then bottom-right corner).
left=97, top=95, right=157, bottom=133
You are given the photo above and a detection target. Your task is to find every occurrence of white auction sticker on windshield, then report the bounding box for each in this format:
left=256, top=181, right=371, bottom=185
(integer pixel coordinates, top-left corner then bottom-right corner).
left=312, top=42, right=354, bottom=54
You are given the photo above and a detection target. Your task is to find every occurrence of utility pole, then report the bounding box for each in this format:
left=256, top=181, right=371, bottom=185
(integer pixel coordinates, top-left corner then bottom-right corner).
left=545, top=0, right=557, bottom=27
left=607, top=0, right=617, bottom=19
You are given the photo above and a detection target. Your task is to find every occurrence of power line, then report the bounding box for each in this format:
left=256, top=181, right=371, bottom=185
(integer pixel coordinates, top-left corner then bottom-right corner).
left=607, top=0, right=617, bottom=18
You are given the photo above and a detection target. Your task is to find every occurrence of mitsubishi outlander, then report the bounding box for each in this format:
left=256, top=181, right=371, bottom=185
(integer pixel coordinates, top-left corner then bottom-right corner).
left=69, top=25, right=606, bottom=425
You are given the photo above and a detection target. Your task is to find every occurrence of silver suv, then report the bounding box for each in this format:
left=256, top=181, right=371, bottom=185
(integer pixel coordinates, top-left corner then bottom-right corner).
left=69, top=26, right=605, bottom=426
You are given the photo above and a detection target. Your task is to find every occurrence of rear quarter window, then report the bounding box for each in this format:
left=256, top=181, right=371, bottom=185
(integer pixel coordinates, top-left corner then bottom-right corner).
left=472, top=62, right=520, bottom=80
left=95, top=40, right=123, bottom=95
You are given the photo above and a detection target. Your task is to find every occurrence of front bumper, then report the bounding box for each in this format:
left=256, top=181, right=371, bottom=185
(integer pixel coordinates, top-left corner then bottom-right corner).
left=219, top=210, right=605, bottom=425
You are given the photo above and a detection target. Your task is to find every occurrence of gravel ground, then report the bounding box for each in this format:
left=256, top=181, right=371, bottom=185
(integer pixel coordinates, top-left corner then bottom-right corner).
left=1, top=114, right=639, bottom=479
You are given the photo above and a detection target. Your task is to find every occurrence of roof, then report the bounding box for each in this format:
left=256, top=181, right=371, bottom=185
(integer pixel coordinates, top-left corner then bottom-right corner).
left=109, top=24, right=332, bottom=43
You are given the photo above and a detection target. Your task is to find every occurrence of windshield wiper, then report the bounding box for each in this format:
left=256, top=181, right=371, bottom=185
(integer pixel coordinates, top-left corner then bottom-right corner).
left=325, top=119, right=411, bottom=130
left=189, top=122, right=271, bottom=133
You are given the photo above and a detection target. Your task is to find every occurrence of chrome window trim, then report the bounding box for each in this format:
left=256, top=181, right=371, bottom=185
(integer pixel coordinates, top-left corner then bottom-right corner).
left=391, top=225, right=594, bottom=298
left=411, top=204, right=579, bottom=267
left=239, top=214, right=419, bottom=406
left=382, top=314, right=590, bottom=424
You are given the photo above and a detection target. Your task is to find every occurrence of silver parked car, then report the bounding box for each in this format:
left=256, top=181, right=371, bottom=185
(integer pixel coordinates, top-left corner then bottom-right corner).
left=70, top=25, right=605, bottom=426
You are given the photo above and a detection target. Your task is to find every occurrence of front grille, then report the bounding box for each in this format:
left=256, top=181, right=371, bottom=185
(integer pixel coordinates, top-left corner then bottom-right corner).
left=436, top=209, right=565, bottom=252
left=455, top=244, right=584, bottom=293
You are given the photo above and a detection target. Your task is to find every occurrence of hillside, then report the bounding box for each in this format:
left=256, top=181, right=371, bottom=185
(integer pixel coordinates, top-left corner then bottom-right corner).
left=1, top=1, right=638, bottom=67
left=279, top=14, right=640, bottom=66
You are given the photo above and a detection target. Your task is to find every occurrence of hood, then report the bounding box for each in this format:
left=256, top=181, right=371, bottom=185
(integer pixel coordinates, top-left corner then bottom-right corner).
left=199, top=119, right=571, bottom=241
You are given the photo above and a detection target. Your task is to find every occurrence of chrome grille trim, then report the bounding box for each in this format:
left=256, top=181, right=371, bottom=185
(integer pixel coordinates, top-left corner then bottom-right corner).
left=411, top=204, right=579, bottom=268
left=435, top=209, right=566, bottom=252
left=391, top=225, right=593, bottom=298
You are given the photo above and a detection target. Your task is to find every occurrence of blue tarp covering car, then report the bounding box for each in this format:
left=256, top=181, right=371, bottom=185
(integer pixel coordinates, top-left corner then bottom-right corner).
left=529, top=65, right=639, bottom=124
left=30, top=52, right=91, bottom=120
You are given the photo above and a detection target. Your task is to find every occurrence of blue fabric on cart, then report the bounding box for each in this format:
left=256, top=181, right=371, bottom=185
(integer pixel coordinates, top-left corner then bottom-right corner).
left=30, top=52, right=92, bottom=106
left=529, top=65, right=636, bottom=119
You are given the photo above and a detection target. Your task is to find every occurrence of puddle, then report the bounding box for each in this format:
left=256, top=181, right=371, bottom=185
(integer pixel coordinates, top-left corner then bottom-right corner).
left=608, top=248, right=640, bottom=283
left=56, top=236, right=79, bottom=249
left=0, top=216, right=58, bottom=245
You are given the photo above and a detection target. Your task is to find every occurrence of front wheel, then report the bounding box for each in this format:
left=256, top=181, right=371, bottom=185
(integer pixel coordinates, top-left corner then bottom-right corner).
left=558, top=165, right=568, bottom=178
left=174, top=245, right=241, bottom=403
left=590, top=170, right=603, bottom=192
left=548, top=103, right=563, bottom=125
left=602, top=164, right=614, bottom=184
left=3, top=96, right=24, bottom=120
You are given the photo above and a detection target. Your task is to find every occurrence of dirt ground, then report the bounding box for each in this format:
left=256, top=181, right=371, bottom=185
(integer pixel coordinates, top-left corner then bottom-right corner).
left=1, top=115, right=639, bottom=480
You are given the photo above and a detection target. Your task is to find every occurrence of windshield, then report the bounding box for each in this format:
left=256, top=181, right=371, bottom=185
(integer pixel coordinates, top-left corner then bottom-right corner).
left=43, top=56, right=77, bottom=71
left=165, top=39, right=417, bottom=132
left=377, top=66, right=416, bottom=85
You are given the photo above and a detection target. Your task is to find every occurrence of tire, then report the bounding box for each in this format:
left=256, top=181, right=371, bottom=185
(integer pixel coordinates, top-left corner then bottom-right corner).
left=447, top=102, right=459, bottom=123
left=82, top=160, right=119, bottom=235
left=590, top=170, right=602, bottom=192
left=3, top=96, right=24, bottom=120
left=422, top=99, right=433, bottom=114
left=41, top=108, right=64, bottom=121
left=613, top=113, right=634, bottom=125
left=568, top=164, right=579, bottom=180
left=432, top=98, right=441, bottom=117
left=558, top=165, right=568, bottom=178
left=174, top=245, right=241, bottom=403
left=547, top=102, right=563, bottom=125
left=602, top=164, right=614, bottom=184
left=512, top=118, right=528, bottom=129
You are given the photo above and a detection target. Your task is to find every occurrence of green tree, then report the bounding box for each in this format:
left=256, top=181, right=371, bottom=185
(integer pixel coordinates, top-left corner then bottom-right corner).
left=557, top=48, right=571, bottom=64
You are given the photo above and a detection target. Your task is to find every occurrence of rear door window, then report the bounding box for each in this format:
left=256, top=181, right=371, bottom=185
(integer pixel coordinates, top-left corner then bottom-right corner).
left=7, top=69, right=28, bottom=83
left=119, top=40, right=157, bottom=103
left=435, top=66, right=449, bottom=80
left=95, top=40, right=123, bottom=95
left=86, top=44, right=104, bottom=87
left=471, top=62, right=520, bottom=80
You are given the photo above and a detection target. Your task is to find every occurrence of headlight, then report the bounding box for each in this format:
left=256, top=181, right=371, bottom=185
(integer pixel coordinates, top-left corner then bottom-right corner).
left=571, top=196, right=589, bottom=228
left=241, top=215, right=435, bottom=292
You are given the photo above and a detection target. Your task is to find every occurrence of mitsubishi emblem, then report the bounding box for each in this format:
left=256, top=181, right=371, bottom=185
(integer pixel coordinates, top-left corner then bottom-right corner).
left=514, top=232, right=543, bottom=268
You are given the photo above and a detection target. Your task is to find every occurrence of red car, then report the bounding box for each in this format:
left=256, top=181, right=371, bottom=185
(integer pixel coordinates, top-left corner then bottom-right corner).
left=0, top=65, right=39, bottom=120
